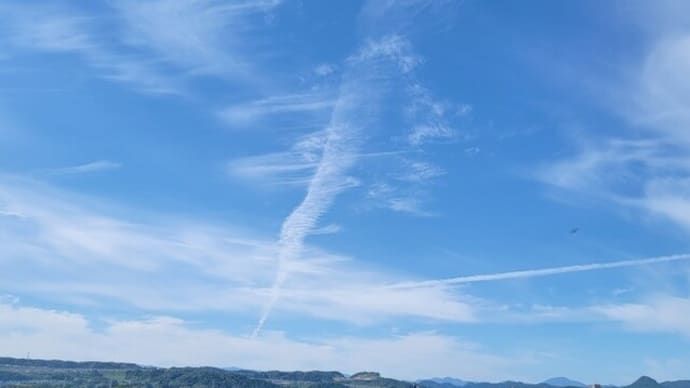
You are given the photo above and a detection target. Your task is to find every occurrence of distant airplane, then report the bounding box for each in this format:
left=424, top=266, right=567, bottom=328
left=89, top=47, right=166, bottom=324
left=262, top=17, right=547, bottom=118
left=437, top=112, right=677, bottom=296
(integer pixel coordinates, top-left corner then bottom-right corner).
left=570, top=227, right=579, bottom=234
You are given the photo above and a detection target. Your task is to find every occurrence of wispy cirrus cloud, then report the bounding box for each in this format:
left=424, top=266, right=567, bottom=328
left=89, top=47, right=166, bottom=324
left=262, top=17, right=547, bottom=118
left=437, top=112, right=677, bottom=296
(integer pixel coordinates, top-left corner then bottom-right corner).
left=387, top=197, right=433, bottom=216
left=314, top=63, right=337, bottom=77
left=226, top=151, right=318, bottom=186
left=361, top=159, right=445, bottom=217
left=113, top=0, right=282, bottom=80
left=357, top=77, right=473, bottom=216
left=365, top=182, right=434, bottom=217
left=593, top=295, right=690, bottom=339
left=397, top=161, right=445, bottom=183
left=218, top=7, right=470, bottom=219
left=0, top=175, right=475, bottom=324
left=226, top=130, right=327, bottom=186
left=536, top=4, right=690, bottom=236
left=41, top=160, right=122, bottom=176
left=406, top=84, right=471, bottom=146
left=218, top=93, right=335, bottom=128
left=0, top=0, right=283, bottom=94
left=0, top=8, right=179, bottom=94
left=408, top=123, right=456, bottom=147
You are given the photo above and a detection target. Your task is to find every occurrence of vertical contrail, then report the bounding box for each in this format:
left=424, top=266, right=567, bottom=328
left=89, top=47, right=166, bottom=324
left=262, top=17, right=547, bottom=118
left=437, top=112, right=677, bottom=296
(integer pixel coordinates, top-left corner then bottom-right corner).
left=251, top=126, right=357, bottom=337
left=251, top=37, right=413, bottom=337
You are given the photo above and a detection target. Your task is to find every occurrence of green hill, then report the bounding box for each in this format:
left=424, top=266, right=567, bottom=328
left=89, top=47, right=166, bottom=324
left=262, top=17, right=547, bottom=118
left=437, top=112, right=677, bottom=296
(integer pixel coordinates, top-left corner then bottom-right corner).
left=0, top=357, right=416, bottom=387
left=2, top=356, right=689, bottom=388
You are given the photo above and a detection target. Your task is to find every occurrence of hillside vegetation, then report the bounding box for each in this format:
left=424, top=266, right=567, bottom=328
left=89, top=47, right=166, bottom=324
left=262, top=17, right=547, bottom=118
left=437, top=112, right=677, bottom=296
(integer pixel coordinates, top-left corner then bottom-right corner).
left=1, top=357, right=689, bottom=388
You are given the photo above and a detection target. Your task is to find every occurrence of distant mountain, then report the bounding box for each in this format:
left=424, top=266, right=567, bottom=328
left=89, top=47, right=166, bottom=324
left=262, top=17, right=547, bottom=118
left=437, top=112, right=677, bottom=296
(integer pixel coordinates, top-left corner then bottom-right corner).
left=662, top=381, right=690, bottom=388
left=626, top=377, right=662, bottom=388
left=430, top=377, right=469, bottom=386
left=420, top=378, right=591, bottom=388
left=0, top=357, right=139, bottom=370
left=543, top=377, right=587, bottom=387
left=418, top=379, right=464, bottom=388
left=623, top=376, right=690, bottom=388
left=462, top=380, right=555, bottom=388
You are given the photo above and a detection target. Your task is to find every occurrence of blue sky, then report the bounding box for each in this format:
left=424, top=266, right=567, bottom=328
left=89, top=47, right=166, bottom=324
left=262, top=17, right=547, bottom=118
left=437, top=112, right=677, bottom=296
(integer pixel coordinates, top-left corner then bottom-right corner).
left=2, top=0, right=690, bottom=384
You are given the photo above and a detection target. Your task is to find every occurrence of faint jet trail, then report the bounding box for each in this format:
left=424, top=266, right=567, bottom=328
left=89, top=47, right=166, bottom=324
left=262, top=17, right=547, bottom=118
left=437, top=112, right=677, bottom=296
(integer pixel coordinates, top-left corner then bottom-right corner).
left=385, top=253, right=690, bottom=289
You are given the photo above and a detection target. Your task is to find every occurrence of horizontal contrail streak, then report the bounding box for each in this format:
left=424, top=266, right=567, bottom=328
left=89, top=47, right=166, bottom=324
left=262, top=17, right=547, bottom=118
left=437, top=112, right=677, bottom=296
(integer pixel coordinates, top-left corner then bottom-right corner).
left=386, top=253, right=690, bottom=289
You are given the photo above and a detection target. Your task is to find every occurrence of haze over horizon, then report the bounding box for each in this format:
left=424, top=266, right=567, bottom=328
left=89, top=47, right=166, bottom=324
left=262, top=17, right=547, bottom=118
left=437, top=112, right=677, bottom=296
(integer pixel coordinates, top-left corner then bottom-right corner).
left=2, top=0, right=690, bottom=384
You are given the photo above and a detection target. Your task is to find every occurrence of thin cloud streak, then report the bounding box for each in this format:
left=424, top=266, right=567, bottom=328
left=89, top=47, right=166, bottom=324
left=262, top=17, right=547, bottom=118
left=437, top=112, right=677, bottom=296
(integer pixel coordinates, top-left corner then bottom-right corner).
left=226, top=146, right=407, bottom=187
left=42, top=160, right=122, bottom=176
left=387, top=253, right=690, bottom=289
left=0, top=0, right=284, bottom=95
left=219, top=93, right=335, bottom=127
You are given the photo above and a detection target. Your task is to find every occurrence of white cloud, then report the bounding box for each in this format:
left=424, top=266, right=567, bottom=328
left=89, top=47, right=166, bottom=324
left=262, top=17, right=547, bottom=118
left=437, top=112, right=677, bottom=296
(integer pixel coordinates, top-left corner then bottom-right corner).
left=310, top=223, right=342, bottom=235
left=364, top=159, right=444, bottom=216
left=219, top=93, right=335, bottom=127
left=405, top=84, right=469, bottom=146
left=387, top=197, right=433, bottom=216
left=635, top=35, right=690, bottom=143
left=538, top=24, right=690, bottom=234
left=113, top=0, right=280, bottom=78
left=536, top=138, right=680, bottom=193
left=366, top=182, right=395, bottom=200
left=0, top=301, right=524, bottom=381
left=314, top=63, right=336, bottom=76
left=354, top=34, right=421, bottom=73
left=226, top=130, right=328, bottom=186
left=456, top=103, right=473, bottom=116
left=0, top=5, right=179, bottom=94
left=408, top=123, right=456, bottom=146
left=365, top=182, right=433, bottom=216
left=0, top=0, right=284, bottom=94
left=639, top=178, right=690, bottom=231
left=42, top=160, right=122, bottom=176
left=110, top=0, right=284, bottom=85
left=465, top=146, right=480, bottom=157
left=0, top=175, right=474, bottom=326
left=594, top=296, right=690, bottom=339
left=398, top=161, right=445, bottom=182
left=226, top=151, right=318, bottom=186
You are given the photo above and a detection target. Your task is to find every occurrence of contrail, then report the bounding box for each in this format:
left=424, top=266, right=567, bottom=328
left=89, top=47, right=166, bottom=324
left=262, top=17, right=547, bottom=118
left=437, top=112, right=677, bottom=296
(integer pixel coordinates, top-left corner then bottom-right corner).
left=385, top=253, right=690, bottom=289
left=251, top=36, right=412, bottom=337
left=251, top=129, right=357, bottom=337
